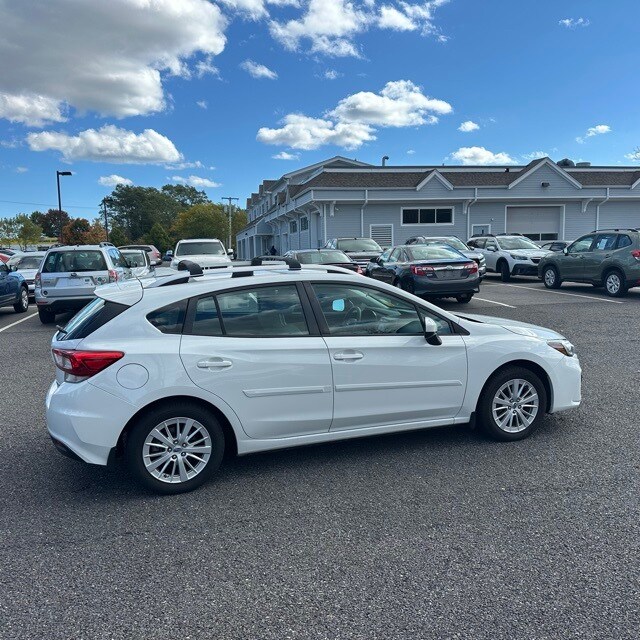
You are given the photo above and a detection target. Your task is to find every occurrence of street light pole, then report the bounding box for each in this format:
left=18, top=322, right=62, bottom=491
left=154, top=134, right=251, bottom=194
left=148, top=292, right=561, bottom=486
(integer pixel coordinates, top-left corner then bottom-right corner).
left=56, top=170, right=72, bottom=242
left=222, top=196, right=239, bottom=252
left=101, top=199, right=109, bottom=242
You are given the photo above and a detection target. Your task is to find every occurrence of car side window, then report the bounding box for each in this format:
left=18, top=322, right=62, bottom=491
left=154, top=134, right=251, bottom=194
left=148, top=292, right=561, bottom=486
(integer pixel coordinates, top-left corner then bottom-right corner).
left=485, top=240, right=497, bottom=250
left=400, top=249, right=410, bottom=262
left=617, top=235, right=632, bottom=249
left=378, top=249, right=391, bottom=262
left=388, top=248, right=401, bottom=263
left=568, top=235, right=595, bottom=253
left=311, top=283, right=425, bottom=336
left=147, top=301, right=187, bottom=335
left=109, top=248, right=128, bottom=268
left=216, top=285, right=309, bottom=337
left=474, top=238, right=486, bottom=249
left=192, top=296, right=223, bottom=336
left=593, top=234, right=618, bottom=251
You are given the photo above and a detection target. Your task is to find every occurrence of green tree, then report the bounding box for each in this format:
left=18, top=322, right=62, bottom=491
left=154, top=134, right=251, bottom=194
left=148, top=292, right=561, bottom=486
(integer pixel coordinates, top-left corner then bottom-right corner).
left=84, top=220, right=106, bottom=244
left=171, top=203, right=227, bottom=242
left=161, top=184, right=210, bottom=207
left=0, top=216, right=20, bottom=246
left=231, top=210, right=248, bottom=246
left=108, top=225, right=130, bottom=247
left=145, top=222, right=172, bottom=253
left=30, top=210, right=46, bottom=229
left=61, top=218, right=91, bottom=245
left=41, top=209, right=71, bottom=238
left=16, top=215, right=43, bottom=250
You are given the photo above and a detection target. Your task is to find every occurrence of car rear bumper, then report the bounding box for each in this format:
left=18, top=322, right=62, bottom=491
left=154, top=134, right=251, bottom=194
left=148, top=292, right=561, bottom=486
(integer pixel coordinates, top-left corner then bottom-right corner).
left=410, top=276, right=480, bottom=297
left=35, top=295, right=94, bottom=313
left=46, top=380, right=134, bottom=466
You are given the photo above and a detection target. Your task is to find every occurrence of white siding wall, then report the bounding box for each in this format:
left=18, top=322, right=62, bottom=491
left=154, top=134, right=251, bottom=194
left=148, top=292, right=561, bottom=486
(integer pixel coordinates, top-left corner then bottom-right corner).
left=599, top=202, right=640, bottom=230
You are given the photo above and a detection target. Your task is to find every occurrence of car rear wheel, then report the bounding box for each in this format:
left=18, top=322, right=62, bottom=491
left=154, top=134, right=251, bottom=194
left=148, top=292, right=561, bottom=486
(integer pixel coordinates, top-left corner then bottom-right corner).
left=478, top=367, right=547, bottom=441
left=400, top=279, right=415, bottom=294
left=125, top=402, right=225, bottom=494
left=456, top=293, right=473, bottom=303
left=499, top=260, right=511, bottom=282
left=542, top=266, right=561, bottom=289
left=603, top=270, right=627, bottom=297
left=13, top=287, right=29, bottom=313
left=38, top=308, right=55, bottom=324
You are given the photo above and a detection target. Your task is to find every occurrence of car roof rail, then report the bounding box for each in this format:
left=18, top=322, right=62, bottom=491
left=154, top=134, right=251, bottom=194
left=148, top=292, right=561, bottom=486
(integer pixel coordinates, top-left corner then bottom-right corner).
left=99, top=241, right=115, bottom=247
left=496, top=232, right=523, bottom=236
left=176, top=259, right=204, bottom=276
left=250, top=255, right=301, bottom=270
left=590, top=228, right=638, bottom=233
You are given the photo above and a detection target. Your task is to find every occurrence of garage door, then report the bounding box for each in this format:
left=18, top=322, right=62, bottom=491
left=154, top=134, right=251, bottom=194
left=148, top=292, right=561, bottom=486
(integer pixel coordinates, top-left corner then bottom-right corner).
left=506, top=207, right=561, bottom=241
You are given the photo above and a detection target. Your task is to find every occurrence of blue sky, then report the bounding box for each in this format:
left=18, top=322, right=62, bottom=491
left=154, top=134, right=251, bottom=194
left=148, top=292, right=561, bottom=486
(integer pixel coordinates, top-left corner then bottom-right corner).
left=1, top=0, right=639, bottom=220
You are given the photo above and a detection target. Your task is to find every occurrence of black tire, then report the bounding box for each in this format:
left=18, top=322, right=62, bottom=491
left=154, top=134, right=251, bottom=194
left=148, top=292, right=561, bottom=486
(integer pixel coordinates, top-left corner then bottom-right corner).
left=603, top=269, right=628, bottom=297
left=499, top=260, right=511, bottom=282
left=401, top=279, right=415, bottom=295
left=38, top=307, right=56, bottom=324
left=477, top=366, right=547, bottom=441
left=456, top=293, right=473, bottom=303
left=13, top=286, right=29, bottom=313
left=125, top=401, right=225, bottom=494
left=542, top=265, right=561, bottom=289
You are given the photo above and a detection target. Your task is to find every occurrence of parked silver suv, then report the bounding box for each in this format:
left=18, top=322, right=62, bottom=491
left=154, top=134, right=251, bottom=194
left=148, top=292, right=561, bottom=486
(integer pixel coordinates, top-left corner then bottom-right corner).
left=36, top=244, right=131, bottom=324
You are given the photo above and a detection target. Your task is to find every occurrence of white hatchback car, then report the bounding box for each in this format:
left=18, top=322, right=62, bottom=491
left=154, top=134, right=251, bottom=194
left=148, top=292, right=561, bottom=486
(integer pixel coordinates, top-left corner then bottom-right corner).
left=46, top=259, right=582, bottom=494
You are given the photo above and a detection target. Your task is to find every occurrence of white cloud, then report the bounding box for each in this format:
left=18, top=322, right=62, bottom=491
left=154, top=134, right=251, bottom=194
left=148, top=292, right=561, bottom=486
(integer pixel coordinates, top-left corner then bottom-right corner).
left=240, top=59, right=278, bottom=80
left=559, top=17, right=590, bottom=28
left=257, top=114, right=375, bottom=150
left=576, top=124, right=611, bottom=143
left=323, top=69, right=342, bottom=80
left=407, top=149, right=416, bottom=155
left=624, top=149, right=640, bottom=163
left=272, top=151, right=300, bottom=160
left=98, top=174, right=133, bottom=187
left=458, top=120, right=479, bottom=132
left=171, top=175, right=221, bottom=188
left=164, top=160, right=205, bottom=170
left=196, top=100, right=208, bottom=109
left=15, top=166, right=28, bottom=173
left=449, top=146, right=517, bottom=165
left=0, top=0, right=227, bottom=124
left=218, top=0, right=301, bottom=20
left=269, top=0, right=447, bottom=58
left=522, top=151, right=548, bottom=161
left=258, top=79, right=451, bottom=151
left=329, top=80, right=452, bottom=127
left=27, top=125, right=182, bottom=164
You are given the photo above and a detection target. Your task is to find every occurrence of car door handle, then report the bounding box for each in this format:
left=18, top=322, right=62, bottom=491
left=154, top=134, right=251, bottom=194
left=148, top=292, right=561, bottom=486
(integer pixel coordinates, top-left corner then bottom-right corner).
left=197, top=358, right=233, bottom=370
left=333, top=351, right=364, bottom=361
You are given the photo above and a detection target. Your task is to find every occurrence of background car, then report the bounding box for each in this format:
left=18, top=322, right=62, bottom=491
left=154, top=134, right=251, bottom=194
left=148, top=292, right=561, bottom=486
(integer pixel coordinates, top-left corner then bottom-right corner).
left=283, top=249, right=363, bottom=273
left=367, top=243, right=480, bottom=302
left=120, top=249, right=155, bottom=278
left=323, top=237, right=383, bottom=270
left=539, top=240, right=570, bottom=252
left=538, top=229, right=640, bottom=297
left=0, top=261, right=29, bottom=313
left=0, top=248, right=19, bottom=263
left=468, top=234, right=550, bottom=281
left=170, top=238, right=232, bottom=270
left=405, top=235, right=486, bottom=277
left=162, top=250, right=174, bottom=262
left=118, top=244, right=162, bottom=266
left=35, top=243, right=132, bottom=324
left=7, top=251, right=45, bottom=297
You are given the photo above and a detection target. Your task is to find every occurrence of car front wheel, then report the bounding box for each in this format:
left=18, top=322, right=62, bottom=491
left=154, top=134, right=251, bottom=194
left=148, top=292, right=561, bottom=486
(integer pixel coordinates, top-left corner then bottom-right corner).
left=125, top=402, right=225, bottom=494
left=499, top=260, right=511, bottom=282
left=13, top=286, right=29, bottom=313
left=456, top=293, right=473, bottom=303
left=542, top=266, right=561, bottom=289
left=478, top=367, right=547, bottom=441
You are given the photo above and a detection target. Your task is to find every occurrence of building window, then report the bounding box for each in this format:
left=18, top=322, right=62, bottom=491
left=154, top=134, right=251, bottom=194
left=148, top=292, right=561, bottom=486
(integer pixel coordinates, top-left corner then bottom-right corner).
left=401, top=207, right=453, bottom=225
left=300, top=217, right=309, bottom=231
left=289, top=220, right=298, bottom=233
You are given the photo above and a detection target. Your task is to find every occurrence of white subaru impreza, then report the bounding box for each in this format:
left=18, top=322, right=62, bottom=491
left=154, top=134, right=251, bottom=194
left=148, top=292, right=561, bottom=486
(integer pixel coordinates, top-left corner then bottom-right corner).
left=46, top=259, right=582, bottom=494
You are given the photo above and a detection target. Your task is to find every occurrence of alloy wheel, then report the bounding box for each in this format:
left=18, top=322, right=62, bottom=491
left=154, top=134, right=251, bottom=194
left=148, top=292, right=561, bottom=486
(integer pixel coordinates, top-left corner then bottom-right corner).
left=143, top=417, right=212, bottom=484
left=491, top=379, right=539, bottom=433
left=544, top=268, right=556, bottom=287
left=606, top=273, right=621, bottom=295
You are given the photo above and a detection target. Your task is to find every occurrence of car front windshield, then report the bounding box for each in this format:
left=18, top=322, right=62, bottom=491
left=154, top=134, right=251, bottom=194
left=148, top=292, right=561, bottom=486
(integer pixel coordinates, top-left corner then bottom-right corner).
left=297, top=251, right=351, bottom=264
left=497, top=237, right=540, bottom=250
left=10, top=255, right=43, bottom=269
left=337, top=239, right=381, bottom=252
left=424, top=238, right=467, bottom=251
left=176, top=241, right=225, bottom=256
left=408, top=245, right=464, bottom=261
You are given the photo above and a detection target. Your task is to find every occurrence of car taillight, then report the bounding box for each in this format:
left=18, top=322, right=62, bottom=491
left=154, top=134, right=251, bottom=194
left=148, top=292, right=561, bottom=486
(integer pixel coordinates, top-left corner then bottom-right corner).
left=411, top=265, right=434, bottom=276
left=108, top=269, right=118, bottom=283
left=465, top=262, right=479, bottom=274
left=35, top=273, right=41, bottom=287
left=631, top=250, right=640, bottom=262
left=356, top=265, right=364, bottom=275
left=52, top=348, right=124, bottom=382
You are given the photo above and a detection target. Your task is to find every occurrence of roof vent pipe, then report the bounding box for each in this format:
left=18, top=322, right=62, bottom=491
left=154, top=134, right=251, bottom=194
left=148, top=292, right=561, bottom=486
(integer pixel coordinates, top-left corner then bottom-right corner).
left=382, top=155, right=389, bottom=167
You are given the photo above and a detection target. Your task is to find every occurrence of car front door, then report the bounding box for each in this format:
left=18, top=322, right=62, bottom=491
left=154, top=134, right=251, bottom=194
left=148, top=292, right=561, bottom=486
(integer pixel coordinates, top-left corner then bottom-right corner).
left=482, top=239, right=499, bottom=271
left=308, top=282, right=467, bottom=431
left=367, top=248, right=390, bottom=280
left=376, top=247, right=401, bottom=283
left=582, top=233, right=618, bottom=282
left=0, top=263, right=10, bottom=304
left=561, top=234, right=596, bottom=280
left=179, top=283, right=333, bottom=439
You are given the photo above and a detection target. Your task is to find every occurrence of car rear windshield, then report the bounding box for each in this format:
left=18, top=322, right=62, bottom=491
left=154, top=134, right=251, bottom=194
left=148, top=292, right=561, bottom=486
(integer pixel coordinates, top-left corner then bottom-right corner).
left=43, top=250, right=107, bottom=273
left=424, top=237, right=468, bottom=251
left=336, top=239, right=381, bottom=252
left=407, top=246, right=464, bottom=261
left=297, top=251, right=351, bottom=264
left=176, top=241, right=225, bottom=256
left=57, top=298, right=127, bottom=340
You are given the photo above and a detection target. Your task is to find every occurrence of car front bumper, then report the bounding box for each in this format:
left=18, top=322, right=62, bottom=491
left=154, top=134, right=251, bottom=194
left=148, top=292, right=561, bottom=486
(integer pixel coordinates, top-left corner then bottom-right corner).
left=511, top=263, right=540, bottom=276
left=548, top=354, right=582, bottom=413
left=46, top=380, right=135, bottom=465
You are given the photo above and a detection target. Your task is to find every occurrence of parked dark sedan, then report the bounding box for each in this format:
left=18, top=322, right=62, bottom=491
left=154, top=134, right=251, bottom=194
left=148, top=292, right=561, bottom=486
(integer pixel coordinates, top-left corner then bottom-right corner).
left=284, top=249, right=363, bottom=273
left=0, top=261, right=29, bottom=313
left=367, top=244, right=480, bottom=302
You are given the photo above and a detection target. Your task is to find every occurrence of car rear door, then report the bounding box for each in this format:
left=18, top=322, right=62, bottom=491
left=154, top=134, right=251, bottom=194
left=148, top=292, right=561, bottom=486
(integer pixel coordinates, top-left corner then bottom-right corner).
left=582, top=233, right=618, bottom=282
left=179, top=283, right=333, bottom=439
left=308, top=282, right=467, bottom=431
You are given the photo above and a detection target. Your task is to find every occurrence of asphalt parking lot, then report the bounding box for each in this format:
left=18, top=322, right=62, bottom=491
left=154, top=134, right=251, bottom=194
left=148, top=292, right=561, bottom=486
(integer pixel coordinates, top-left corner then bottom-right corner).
left=1, top=276, right=638, bottom=640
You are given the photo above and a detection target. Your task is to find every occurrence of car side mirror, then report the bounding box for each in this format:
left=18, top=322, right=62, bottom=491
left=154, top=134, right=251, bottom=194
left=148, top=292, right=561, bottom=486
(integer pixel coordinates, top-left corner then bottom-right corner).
left=562, top=247, right=568, bottom=255
left=9, top=264, right=17, bottom=272
left=486, top=246, right=496, bottom=252
left=423, top=317, right=442, bottom=346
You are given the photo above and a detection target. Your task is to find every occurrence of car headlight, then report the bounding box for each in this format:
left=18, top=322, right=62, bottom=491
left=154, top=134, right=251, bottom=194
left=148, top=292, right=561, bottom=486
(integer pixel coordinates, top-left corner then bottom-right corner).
left=547, top=340, right=576, bottom=357
left=510, top=254, right=527, bottom=260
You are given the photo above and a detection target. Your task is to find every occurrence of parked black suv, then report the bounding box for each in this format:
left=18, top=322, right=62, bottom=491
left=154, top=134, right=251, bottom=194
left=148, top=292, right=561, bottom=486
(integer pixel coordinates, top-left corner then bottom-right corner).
left=323, top=238, right=382, bottom=270
left=538, top=229, right=640, bottom=297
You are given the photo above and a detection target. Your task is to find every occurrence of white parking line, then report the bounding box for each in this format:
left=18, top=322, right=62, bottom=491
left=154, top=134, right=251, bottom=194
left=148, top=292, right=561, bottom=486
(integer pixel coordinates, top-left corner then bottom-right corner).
left=484, top=282, right=624, bottom=304
left=474, top=297, right=516, bottom=309
left=0, top=312, right=38, bottom=333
